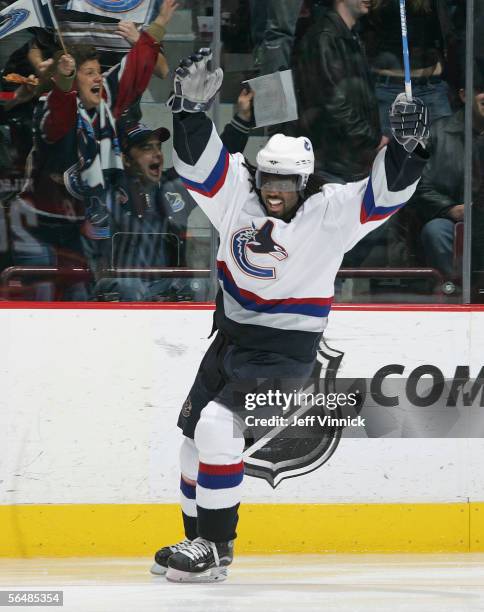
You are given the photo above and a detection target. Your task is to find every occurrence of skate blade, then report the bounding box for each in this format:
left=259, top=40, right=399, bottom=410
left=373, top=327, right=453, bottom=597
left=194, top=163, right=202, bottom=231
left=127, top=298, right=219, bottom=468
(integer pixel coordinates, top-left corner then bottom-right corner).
left=150, top=562, right=167, bottom=576
left=166, top=566, right=228, bottom=583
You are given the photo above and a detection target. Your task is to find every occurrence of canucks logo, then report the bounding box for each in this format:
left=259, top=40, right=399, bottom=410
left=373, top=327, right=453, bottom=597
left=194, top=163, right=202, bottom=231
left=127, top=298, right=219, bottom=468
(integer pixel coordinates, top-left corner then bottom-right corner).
left=85, top=0, right=143, bottom=12
left=0, top=9, right=29, bottom=38
left=231, top=220, right=288, bottom=279
left=166, top=192, right=185, bottom=213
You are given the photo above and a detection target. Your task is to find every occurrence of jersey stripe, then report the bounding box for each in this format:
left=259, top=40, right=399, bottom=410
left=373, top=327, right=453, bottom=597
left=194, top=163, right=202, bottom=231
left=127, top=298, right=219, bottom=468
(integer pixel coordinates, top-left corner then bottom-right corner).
left=217, top=260, right=333, bottom=318
left=180, top=147, right=230, bottom=198
left=360, top=178, right=405, bottom=224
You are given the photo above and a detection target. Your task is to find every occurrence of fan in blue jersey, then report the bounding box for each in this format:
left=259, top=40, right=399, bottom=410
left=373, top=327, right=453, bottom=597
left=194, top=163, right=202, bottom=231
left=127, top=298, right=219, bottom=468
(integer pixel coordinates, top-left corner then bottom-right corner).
left=150, top=49, right=430, bottom=583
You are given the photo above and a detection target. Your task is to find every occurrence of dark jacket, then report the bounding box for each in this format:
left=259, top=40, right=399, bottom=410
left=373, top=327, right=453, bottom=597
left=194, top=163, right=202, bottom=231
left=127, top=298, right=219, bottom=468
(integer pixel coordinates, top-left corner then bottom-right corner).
left=295, top=10, right=381, bottom=182
left=412, top=109, right=482, bottom=225
left=111, top=169, right=194, bottom=269
left=110, top=115, right=252, bottom=269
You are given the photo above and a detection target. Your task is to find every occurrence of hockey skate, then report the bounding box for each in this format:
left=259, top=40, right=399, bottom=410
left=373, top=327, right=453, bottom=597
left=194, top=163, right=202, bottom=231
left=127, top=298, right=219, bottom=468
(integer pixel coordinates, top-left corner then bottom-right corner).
left=166, top=537, right=234, bottom=583
left=150, top=538, right=193, bottom=576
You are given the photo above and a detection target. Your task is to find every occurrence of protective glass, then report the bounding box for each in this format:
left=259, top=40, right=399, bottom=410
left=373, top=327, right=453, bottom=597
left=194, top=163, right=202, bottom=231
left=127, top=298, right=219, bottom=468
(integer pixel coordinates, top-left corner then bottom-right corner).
left=256, top=172, right=300, bottom=192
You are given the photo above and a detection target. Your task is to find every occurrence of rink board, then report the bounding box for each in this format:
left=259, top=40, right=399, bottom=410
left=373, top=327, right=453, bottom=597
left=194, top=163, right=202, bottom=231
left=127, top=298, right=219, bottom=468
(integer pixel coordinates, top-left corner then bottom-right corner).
left=1, top=304, right=484, bottom=555
left=0, top=502, right=478, bottom=556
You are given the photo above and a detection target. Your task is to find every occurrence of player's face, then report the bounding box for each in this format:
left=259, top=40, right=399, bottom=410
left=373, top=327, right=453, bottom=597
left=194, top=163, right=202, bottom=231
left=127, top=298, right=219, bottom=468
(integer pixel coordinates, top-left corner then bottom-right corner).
left=126, top=137, right=164, bottom=184
left=76, top=60, right=103, bottom=110
left=260, top=174, right=300, bottom=219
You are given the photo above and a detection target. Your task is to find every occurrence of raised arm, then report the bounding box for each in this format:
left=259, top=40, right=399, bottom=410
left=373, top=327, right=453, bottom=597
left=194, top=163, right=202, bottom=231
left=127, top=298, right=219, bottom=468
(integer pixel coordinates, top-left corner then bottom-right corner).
left=220, top=87, right=254, bottom=154
left=41, top=54, right=77, bottom=143
left=108, top=0, right=179, bottom=118
left=169, top=49, right=247, bottom=230
left=326, top=94, right=430, bottom=252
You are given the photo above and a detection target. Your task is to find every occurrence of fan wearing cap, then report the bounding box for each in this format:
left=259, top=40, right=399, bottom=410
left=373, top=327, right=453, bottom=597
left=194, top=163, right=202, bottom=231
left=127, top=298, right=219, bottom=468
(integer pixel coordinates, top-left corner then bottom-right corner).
left=148, top=49, right=430, bottom=583
left=122, top=123, right=170, bottom=188
left=93, top=88, right=255, bottom=301
left=92, top=122, right=180, bottom=301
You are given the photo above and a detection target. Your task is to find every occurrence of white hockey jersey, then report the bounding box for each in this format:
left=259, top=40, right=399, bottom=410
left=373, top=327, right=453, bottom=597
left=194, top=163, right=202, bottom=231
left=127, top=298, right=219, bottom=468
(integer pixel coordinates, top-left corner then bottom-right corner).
left=173, top=115, right=427, bottom=361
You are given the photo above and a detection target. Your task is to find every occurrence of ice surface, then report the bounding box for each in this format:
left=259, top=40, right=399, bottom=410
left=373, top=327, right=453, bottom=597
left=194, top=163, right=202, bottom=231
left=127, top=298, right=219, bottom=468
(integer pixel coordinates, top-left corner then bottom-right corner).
left=1, top=554, right=483, bottom=612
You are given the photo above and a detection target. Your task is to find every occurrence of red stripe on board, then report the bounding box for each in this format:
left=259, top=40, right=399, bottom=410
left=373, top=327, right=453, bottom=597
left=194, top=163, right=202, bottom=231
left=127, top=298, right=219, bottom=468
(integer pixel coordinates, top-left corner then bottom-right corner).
left=0, top=302, right=215, bottom=310
left=0, top=302, right=483, bottom=312
left=198, top=461, right=244, bottom=476
left=332, top=304, right=484, bottom=312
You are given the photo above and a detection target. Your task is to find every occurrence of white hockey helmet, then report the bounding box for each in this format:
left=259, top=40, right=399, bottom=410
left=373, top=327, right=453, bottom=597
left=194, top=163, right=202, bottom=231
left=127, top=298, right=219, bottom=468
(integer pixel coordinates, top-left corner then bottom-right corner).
left=256, top=134, right=315, bottom=191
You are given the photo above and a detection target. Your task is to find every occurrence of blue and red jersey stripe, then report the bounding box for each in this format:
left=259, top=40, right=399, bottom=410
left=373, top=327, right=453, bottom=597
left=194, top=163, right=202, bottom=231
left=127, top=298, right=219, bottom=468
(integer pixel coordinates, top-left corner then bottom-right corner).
left=360, top=178, right=405, bottom=224
left=217, top=260, right=333, bottom=318
left=181, top=146, right=230, bottom=198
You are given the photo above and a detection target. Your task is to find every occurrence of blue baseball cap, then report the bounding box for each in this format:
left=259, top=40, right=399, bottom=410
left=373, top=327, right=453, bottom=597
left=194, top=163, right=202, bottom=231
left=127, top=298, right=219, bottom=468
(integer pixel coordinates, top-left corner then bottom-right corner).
left=121, top=122, right=170, bottom=151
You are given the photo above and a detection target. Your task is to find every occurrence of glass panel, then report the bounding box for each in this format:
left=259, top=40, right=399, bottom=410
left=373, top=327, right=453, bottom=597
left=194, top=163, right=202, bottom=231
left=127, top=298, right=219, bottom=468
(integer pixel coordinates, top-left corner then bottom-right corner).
left=380, top=0, right=467, bottom=305
left=471, top=3, right=484, bottom=303
left=219, top=0, right=466, bottom=304
left=358, top=0, right=458, bottom=303
left=0, top=0, right=215, bottom=302
left=0, top=0, right=475, bottom=304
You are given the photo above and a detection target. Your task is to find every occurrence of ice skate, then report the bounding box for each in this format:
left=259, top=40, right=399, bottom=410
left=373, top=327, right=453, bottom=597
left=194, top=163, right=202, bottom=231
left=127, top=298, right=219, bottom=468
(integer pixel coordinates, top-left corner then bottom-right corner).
left=150, top=538, right=193, bottom=576
left=166, top=537, right=234, bottom=583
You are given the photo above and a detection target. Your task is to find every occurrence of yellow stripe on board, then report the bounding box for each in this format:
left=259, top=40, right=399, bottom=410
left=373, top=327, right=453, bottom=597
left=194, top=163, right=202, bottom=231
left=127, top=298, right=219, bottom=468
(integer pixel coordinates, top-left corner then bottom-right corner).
left=0, top=503, right=481, bottom=557
left=470, top=503, right=484, bottom=552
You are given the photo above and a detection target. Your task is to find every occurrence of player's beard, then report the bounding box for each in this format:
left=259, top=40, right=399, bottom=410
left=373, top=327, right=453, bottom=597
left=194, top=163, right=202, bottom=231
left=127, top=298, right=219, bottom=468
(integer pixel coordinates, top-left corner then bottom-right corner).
left=260, top=189, right=301, bottom=221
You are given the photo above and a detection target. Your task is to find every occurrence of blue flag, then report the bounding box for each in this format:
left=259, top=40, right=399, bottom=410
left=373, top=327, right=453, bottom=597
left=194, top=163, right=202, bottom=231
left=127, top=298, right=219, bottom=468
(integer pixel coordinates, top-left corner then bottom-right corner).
left=0, top=0, right=59, bottom=41
left=66, top=0, right=157, bottom=25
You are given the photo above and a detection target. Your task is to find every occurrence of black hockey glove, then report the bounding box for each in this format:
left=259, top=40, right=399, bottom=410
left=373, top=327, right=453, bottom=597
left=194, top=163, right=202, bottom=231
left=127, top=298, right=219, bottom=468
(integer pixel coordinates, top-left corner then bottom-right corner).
left=389, top=93, right=430, bottom=153
left=167, top=48, right=223, bottom=113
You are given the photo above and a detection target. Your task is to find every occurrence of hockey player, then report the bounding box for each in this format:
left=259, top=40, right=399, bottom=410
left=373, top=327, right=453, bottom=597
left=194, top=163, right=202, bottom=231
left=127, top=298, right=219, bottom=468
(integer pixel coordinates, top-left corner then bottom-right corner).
left=151, top=49, right=429, bottom=583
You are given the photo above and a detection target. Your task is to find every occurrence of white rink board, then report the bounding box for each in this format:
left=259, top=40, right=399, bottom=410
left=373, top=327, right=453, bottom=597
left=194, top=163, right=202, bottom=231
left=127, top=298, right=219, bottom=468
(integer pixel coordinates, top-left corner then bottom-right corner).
left=1, top=308, right=483, bottom=505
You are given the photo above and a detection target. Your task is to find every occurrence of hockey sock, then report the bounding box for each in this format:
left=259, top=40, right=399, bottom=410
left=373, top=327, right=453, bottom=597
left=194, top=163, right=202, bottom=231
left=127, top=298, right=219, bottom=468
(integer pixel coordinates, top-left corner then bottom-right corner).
left=182, top=511, right=198, bottom=541
left=194, top=402, right=245, bottom=542
left=179, top=437, right=199, bottom=539
left=196, top=461, right=243, bottom=542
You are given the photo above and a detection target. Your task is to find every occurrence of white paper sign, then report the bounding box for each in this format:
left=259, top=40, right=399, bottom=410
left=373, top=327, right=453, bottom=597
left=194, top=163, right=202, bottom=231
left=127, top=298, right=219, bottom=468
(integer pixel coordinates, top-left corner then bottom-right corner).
left=245, top=70, right=299, bottom=128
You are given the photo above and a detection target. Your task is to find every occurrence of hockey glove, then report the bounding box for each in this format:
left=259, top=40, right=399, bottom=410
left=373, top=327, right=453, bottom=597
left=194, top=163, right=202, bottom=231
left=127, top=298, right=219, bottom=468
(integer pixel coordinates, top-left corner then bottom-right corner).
left=389, top=93, right=430, bottom=153
left=167, top=48, right=224, bottom=113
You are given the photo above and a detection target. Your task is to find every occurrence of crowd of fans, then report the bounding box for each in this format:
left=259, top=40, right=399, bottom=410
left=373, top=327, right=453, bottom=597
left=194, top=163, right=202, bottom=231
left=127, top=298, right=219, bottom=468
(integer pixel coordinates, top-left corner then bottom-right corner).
left=0, top=0, right=482, bottom=302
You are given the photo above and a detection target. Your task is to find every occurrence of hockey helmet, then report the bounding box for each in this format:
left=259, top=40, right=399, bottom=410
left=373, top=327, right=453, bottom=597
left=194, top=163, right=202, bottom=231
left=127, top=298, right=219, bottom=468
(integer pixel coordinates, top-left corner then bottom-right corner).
left=256, top=134, right=315, bottom=192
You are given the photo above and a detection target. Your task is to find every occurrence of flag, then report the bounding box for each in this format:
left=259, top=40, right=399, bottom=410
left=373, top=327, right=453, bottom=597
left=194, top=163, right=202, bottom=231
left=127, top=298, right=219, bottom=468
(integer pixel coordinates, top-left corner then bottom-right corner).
left=56, top=10, right=132, bottom=65
left=65, top=0, right=158, bottom=25
left=0, top=0, right=59, bottom=41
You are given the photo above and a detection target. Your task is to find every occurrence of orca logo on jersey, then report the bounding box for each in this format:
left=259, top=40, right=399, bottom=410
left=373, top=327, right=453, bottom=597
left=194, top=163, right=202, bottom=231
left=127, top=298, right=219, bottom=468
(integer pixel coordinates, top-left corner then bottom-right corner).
left=231, top=220, right=288, bottom=279
left=244, top=338, right=345, bottom=488
left=166, top=191, right=186, bottom=213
